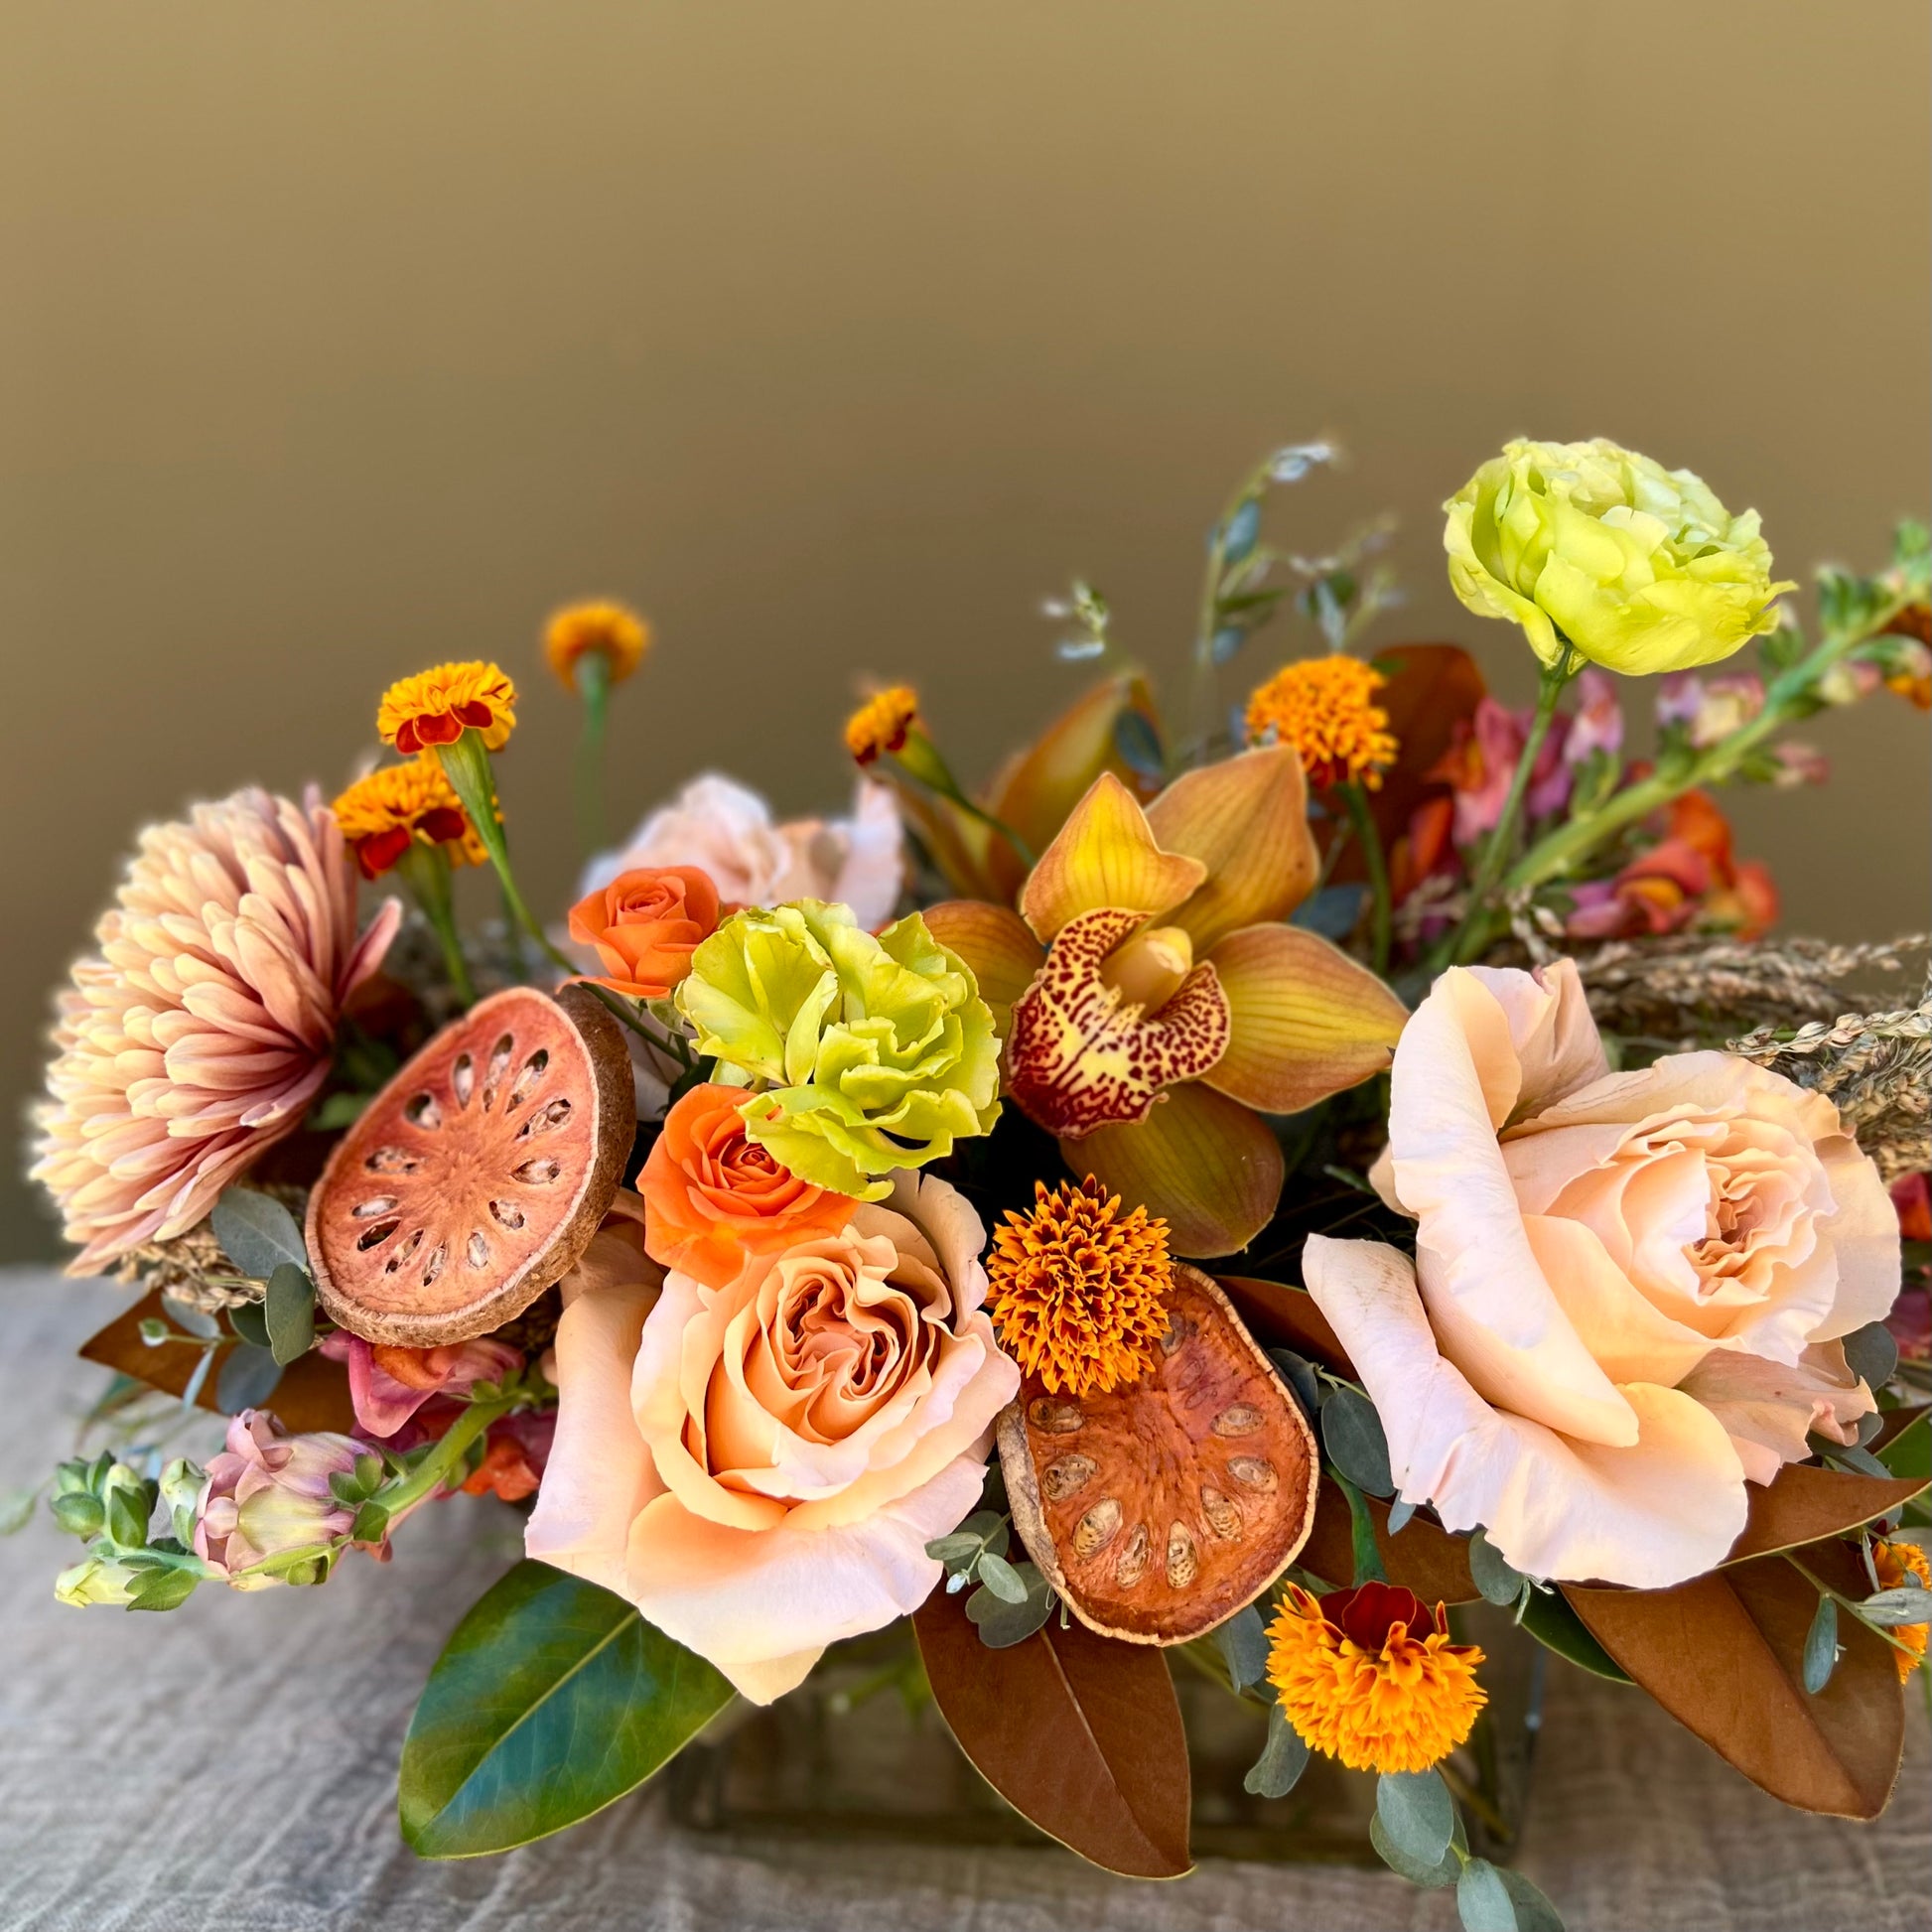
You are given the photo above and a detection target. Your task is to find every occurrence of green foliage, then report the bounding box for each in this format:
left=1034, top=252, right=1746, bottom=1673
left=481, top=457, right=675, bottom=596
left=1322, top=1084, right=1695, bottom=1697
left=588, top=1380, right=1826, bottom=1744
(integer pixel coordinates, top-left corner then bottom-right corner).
left=1801, top=1593, right=1840, bottom=1694
left=1375, top=1766, right=1453, bottom=1866
left=1212, top=1603, right=1271, bottom=1692
left=264, top=1262, right=318, bottom=1365
left=209, top=1185, right=309, bottom=1280
left=400, top=1560, right=733, bottom=1858
left=1320, top=1383, right=1393, bottom=1497
left=1467, top=1531, right=1528, bottom=1608
left=1241, top=1702, right=1309, bottom=1799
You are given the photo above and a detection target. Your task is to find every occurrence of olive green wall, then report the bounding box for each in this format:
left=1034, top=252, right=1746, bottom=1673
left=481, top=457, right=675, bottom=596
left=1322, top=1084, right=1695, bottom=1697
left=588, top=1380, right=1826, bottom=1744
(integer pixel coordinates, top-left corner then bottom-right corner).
left=2, top=2, right=1927, bottom=1259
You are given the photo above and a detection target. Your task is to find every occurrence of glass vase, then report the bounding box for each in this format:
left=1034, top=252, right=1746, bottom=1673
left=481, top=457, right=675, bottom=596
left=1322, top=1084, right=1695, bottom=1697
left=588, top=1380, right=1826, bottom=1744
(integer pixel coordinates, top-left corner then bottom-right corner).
left=664, top=1602, right=1542, bottom=1864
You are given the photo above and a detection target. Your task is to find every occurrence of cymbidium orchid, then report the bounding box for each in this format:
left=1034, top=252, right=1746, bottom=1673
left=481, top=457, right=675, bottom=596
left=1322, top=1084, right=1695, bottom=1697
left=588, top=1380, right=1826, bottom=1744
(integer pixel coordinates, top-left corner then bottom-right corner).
left=927, top=749, right=1408, bottom=1256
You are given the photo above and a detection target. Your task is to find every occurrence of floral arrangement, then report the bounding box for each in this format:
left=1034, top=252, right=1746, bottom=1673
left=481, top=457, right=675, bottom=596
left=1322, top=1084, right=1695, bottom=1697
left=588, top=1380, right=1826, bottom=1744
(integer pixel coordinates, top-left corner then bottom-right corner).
left=24, top=438, right=1932, bottom=1931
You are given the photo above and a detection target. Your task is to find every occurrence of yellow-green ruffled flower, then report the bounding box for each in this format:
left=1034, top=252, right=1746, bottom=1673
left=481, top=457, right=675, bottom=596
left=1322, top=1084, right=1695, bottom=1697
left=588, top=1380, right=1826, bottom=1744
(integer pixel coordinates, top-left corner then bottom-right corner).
left=1444, top=438, right=1795, bottom=676
left=675, top=899, right=1002, bottom=1199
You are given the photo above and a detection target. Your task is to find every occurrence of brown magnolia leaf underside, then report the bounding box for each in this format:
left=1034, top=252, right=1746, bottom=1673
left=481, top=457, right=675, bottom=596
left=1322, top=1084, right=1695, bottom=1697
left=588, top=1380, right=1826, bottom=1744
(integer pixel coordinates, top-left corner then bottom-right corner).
left=1298, top=1472, right=1481, bottom=1606
left=1566, top=1537, right=1904, bottom=1818
left=1216, top=1274, right=1357, bottom=1378
left=1724, top=1463, right=1928, bottom=1566
left=912, top=1585, right=1192, bottom=1878
left=80, top=1290, right=356, bottom=1436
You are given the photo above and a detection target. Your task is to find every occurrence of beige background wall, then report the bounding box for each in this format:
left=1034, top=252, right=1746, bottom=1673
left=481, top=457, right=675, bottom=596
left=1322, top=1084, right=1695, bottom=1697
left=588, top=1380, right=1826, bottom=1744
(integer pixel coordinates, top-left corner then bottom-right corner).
left=3, top=3, right=1927, bottom=1260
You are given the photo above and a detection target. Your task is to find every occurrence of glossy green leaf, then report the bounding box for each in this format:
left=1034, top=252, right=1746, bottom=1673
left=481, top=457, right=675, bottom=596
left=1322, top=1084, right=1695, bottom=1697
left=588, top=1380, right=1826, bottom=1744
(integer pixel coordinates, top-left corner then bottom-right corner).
left=1242, top=1702, right=1309, bottom=1799
left=1520, top=1587, right=1631, bottom=1684
left=400, top=1559, right=733, bottom=1858
left=1879, top=1410, right=1928, bottom=1481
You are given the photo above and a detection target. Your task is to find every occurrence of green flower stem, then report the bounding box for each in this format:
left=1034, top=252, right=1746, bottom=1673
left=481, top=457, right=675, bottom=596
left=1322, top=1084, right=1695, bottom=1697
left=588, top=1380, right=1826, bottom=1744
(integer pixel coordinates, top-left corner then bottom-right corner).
left=1187, top=452, right=1279, bottom=765
left=377, top=1392, right=520, bottom=1519
left=1446, top=643, right=1577, bottom=966
left=1339, top=782, right=1392, bottom=975
left=893, top=733, right=1037, bottom=871
left=435, top=732, right=576, bottom=977
left=573, top=650, right=612, bottom=860
left=394, top=841, right=477, bottom=1007
left=1501, top=591, right=1916, bottom=898
left=580, top=982, right=693, bottom=1065
left=1333, top=1470, right=1388, bottom=1586
left=1783, top=1553, right=1929, bottom=1670
left=1175, top=1636, right=1272, bottom=1710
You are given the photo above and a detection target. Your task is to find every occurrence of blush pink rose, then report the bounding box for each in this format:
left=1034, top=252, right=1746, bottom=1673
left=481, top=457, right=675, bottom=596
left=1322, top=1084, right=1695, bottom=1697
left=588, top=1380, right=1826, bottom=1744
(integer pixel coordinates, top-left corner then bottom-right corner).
left=1306, top=960, right=1898, bottom=1589
left=525, top=1170, right=1018, bottom=1702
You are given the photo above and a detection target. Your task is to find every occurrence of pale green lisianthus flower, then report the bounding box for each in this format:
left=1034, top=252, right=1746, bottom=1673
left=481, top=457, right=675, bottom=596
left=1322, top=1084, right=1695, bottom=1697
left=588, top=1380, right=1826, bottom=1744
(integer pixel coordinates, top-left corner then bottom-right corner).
left=1444, top=438, right=1795, bottom=675
left=675, top=899, right=1002, bottom=1199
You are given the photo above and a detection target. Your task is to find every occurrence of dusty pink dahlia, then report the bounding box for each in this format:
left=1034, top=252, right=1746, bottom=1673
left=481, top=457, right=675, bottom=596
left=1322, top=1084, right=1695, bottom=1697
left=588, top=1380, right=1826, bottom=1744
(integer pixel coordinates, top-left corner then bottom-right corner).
left=33, top=787, right=401, bottom=1271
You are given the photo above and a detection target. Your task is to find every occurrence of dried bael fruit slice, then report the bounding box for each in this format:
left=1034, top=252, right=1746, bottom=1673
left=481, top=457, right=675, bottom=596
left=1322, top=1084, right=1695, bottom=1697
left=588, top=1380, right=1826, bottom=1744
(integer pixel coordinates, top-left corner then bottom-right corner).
left=999, top=1264, right=1317, bottom=1644
left=307, top=985, right=631, bottom=1347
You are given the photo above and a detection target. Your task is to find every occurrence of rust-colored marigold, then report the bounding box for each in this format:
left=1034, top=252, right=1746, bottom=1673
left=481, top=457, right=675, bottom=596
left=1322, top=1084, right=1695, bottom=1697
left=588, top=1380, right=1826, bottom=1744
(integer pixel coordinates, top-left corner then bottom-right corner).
left=376, top=661, right=518, bottom=757
left=844, top=686, right=919, bottom=765
left=1244, top=655, right=1398, bottom=790
left=1873, top=1539, right=1930, bottom=1682
left=333, top=761, right=485, bottom=881
left=1266, top=1580, right=1486, bottom=1774
left=986, top=1174, right=1173, bottom=1396
left=544, top=600, right=650, bottom=688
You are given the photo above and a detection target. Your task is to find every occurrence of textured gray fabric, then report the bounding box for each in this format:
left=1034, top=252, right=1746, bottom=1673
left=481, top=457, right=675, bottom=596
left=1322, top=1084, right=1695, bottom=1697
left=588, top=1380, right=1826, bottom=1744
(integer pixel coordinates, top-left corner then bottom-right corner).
left=2, top=1270, right=1925, bottom=1932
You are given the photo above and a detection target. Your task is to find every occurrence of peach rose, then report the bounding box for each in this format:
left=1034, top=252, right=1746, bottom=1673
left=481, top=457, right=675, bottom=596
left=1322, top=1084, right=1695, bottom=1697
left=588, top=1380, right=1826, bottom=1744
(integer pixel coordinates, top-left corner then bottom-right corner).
left=525, top=1170, right=1018, bottom=1702
left=1305, top=961, right=1898, bottom=1589
left=641, top=1082, right=857, bottom=1288
left=567, top=865, right=720, bottom=1000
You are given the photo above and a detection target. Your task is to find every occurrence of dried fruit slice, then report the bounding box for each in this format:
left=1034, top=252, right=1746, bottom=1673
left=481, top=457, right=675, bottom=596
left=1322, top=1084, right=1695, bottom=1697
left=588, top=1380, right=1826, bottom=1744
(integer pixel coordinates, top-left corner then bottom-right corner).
left=999, top=1265, right=1317, bottom=1644
left=307, top=985, right=632, bottom=1346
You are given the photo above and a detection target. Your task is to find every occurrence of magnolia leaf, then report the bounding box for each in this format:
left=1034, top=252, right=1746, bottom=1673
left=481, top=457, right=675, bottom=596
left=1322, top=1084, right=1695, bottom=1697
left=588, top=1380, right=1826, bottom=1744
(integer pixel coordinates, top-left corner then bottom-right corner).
left=1802, top=1594, right=1840, bottom=1694
left=1376, top=1767, right=1453, bottom=1866
left=1723, top=1463, right=1927, bottom=1565
left=914, top=1582, right=1191, bottom=1877
left=1518, top=1586, right=1630, bottom=1684
left=1468, top=1530, right=1526, bottom=1607
left=214, top=1341, right=282, bottom=1417
left=1301, top=1475, right=1479, bottom=1604
left=1457, top=1858, right=1518, bottom=1932
left=1565, top=1538, right=1905, bottom=1817
left=1321, top=1385, right=1393, bottom=1498
left=1217, top=1275, right=1357, bottom=1378
left=1242, top=1702, right=1309, bottom=1799
left=1878, top=1410, right=1928, bottom=1481
left=1213, top=1603, right=1271, bottom=1692
left=209, top=1186, right=309, bottom=1282
left=264, top=1264, right=317, bottom=1366
left=401, top=1561, right=732, bottom=1858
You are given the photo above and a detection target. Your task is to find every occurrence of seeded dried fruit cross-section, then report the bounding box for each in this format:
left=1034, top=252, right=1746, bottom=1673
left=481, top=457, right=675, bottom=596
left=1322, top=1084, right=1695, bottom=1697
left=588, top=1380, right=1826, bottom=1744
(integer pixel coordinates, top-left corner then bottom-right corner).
left=306, top=985, right=632, bottom=1347
left=998, top=1266, right=1318, bottom=1644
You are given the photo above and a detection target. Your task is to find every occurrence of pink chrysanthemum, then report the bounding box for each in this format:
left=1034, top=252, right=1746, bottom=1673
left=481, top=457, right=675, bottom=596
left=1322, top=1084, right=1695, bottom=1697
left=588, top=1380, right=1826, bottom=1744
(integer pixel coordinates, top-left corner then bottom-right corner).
left=32, top=787, right=401, bottom=1271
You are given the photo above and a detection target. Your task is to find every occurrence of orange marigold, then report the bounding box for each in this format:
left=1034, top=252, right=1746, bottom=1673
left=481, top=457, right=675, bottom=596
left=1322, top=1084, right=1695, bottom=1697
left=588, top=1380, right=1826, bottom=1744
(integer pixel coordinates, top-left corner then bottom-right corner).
left=544, top=600, right=650, bottom=688
left=986, top=1174, right=1172, bottom=1396
left=333, top=761, right=486, bottom=881
left=1244, top=655, right=1398, bottom=790
left=844, top=686, right=919, bottom=765
left=377, top=661, right=518, bottom=757
left=1266, top=1580, right=1485, bottom=1774
left=1872, top=1539, right=1931, bottom=1682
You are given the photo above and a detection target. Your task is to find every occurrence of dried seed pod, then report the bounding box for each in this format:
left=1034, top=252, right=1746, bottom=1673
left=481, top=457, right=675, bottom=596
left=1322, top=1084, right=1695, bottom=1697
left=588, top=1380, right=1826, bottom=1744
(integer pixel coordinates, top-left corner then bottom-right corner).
left=998, top=1266, right=1318, bottom=1644
left=306, top=985, right=632, bottom=1346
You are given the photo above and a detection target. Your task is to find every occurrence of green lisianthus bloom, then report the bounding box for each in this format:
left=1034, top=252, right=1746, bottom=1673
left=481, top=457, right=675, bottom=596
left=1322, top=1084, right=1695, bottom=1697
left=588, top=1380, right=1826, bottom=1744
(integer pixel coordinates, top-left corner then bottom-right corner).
left=674, top=899, right=1002, bottom=1199
left=1445, top=438, right=1795, bottom=676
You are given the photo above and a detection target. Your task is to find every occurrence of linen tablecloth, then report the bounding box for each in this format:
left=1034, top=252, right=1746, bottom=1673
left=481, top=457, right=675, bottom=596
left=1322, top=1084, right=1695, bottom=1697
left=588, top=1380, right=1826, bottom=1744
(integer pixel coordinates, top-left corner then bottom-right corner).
left=2, top=1270, right=1925, bottom=1932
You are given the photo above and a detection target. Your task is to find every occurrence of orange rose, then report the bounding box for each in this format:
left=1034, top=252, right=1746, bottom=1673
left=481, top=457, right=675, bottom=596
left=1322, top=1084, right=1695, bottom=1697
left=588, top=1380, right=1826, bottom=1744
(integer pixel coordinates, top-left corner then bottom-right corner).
left=567, top=865, right=721, bottom=1000
left=641, top=1083, right=857, bottom=1287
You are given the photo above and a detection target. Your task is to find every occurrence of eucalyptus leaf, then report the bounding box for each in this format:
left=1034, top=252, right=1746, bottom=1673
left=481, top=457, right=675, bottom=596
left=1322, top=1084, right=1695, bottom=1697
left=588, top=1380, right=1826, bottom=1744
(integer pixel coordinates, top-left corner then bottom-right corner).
left=976, top=1552, right=1029, bottom=1604
left=180, top=1346, right=216, bottom=1414
left=1112, top=710, right=1166, bottom=783
left=1213, top=1603, right=1271, bottom=1692
left=1385, top=1497, right=1417, bottom=1536
left=1368, top=1812, right=1460, bottom=1888
left=160, top=1296, right=222, bottom=1341
left=1497, top=1868, right=1567, bottom=1932
left=1290, top=884, right=1367, bottom=940
left=1801, top=1593, right=1839, bottom=1695
left=1220, top=498, right=1261, bottom=564
left=925, top=1532, right=983, bottom=1564
left=264, top=1263, right=317, bottom=1365
left=1842, top=1320, right=1899, bottom=1393
left=1266, top=1348, right=1320, bottom=1427
left=1860, top=1586, right=1932, bottom=1626
left=965, top=1564, right=1055, bottom=1648
left=1241, top=1701, right=1309, bottom=1798
left=400, top=1560, right=732, bottom=1857
left=1468, top=1530, right=1527, bottom=1607
left=227, top=1301, right=271, bottom=1350
left=1457, top=1857, right=1519, bottom=1931
left=215, top=1342, right=283, bottom=1417
left=209, top=1186, right=309, bottom=1281
left=1376, top=1767, right=1453, bottom=1866
left=1321, top=1385, right=1394, bottom=1498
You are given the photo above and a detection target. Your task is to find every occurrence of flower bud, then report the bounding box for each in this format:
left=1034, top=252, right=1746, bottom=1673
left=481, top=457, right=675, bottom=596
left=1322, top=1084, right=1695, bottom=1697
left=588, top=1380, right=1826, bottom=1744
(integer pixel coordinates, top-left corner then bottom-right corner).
left=54, top=1551, right=146, bottom=1608
left=159, top=1457, right=208, bottom=1546
left=193, top=1410, right=372, bottom=1590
